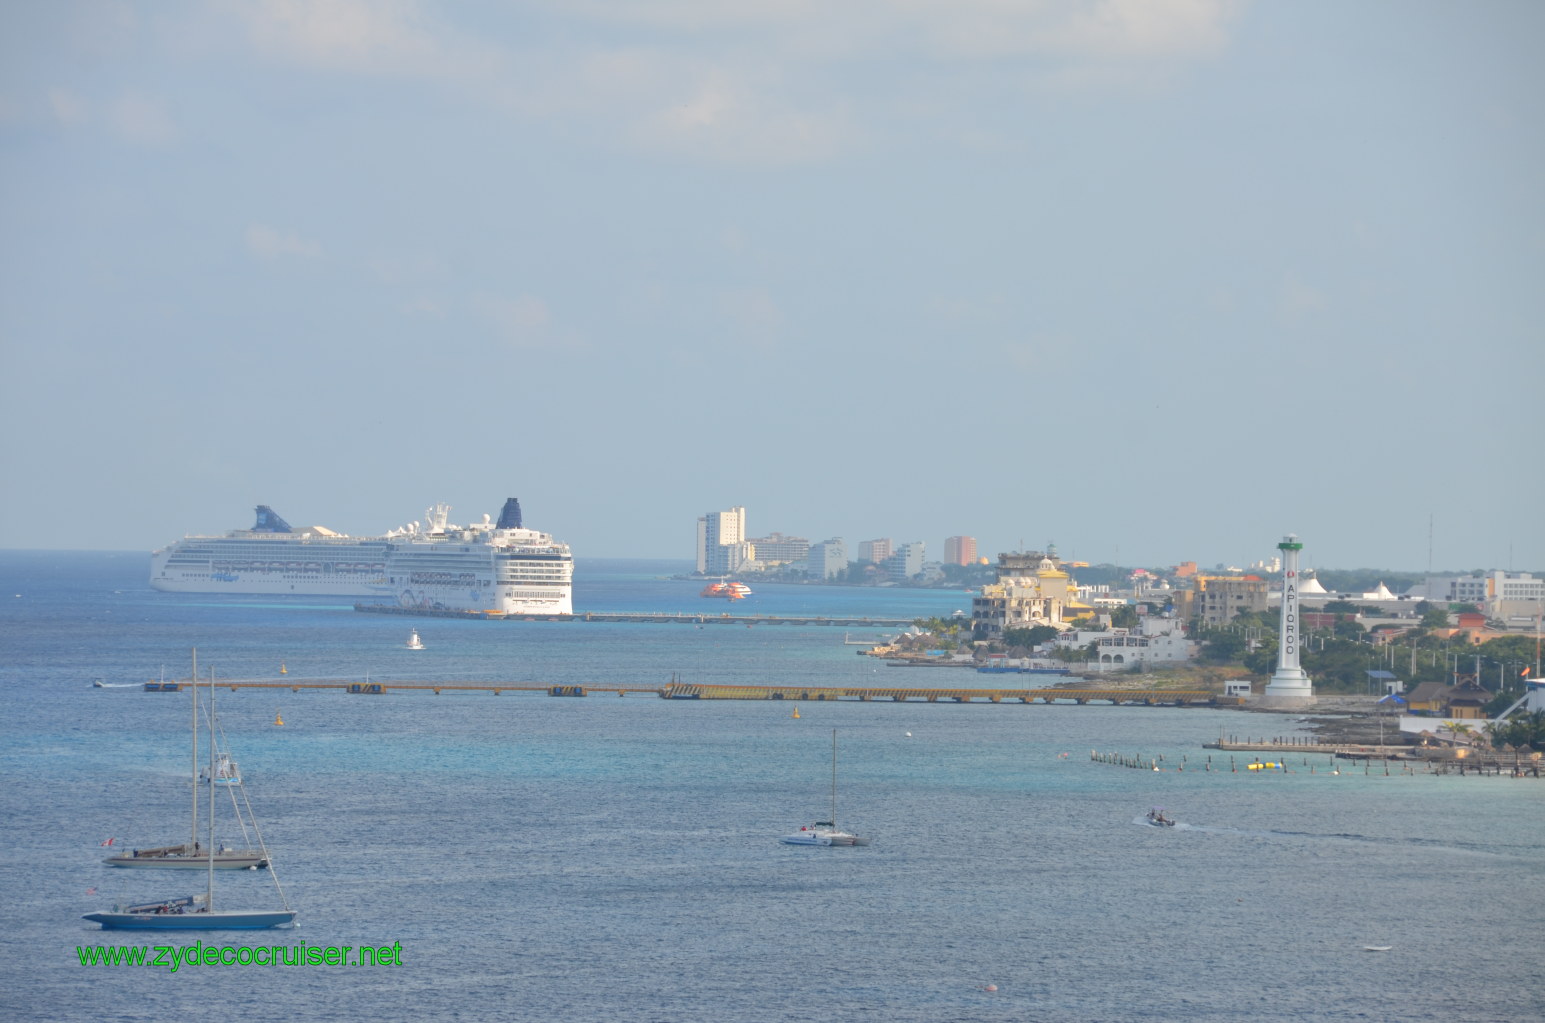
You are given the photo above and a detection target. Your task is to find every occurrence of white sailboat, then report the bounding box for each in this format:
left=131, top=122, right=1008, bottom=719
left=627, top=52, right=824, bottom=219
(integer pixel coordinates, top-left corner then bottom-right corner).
left=104, top=650, right=266, bottom=870
left=86, top=660, right=296, bottom=930
left=406, top=629, right=425, bottom=650
left=781, top=729, right=870, bottom=847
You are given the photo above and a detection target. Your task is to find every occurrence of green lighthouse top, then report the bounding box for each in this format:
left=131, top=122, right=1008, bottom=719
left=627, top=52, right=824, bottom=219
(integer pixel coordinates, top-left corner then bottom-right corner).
left=1277, top=533, right=1303, bottom=552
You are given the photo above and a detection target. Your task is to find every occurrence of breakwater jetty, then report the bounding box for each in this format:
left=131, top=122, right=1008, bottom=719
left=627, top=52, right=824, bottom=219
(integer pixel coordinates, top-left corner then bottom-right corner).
left=1091, top=751, right=1245, bottom=771
left=353, top=604, right=919, bottom=628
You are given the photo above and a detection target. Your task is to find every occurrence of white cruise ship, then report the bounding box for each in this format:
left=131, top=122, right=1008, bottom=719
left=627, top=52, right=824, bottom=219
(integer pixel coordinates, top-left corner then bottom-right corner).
left=385, top=499, right=573, bottom=615
left=150, top=506, right=392, bottom=597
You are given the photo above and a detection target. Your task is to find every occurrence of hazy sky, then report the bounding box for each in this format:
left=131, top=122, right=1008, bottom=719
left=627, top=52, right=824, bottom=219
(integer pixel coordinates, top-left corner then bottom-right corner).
left=2, top=1, right=1541, bottom=572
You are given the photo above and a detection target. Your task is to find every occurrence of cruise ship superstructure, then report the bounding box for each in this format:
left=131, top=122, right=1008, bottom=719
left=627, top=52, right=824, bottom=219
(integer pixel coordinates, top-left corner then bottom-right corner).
left=150, top=506, right=392, bottom=596
left=385, top=499, right=573, bottom=615
left=151, top=498, right=574, bottom=614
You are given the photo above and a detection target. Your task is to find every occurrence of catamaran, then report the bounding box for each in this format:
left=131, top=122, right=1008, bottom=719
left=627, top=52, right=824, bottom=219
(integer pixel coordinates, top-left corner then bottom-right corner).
left=86, top=659, right=296, bottom=930
left=781, top=730, right=870, bottom=847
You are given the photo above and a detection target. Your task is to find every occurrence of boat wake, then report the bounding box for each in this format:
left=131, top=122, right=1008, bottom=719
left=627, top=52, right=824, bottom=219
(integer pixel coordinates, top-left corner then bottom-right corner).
left=1139, top=821, right=1515, bottom=857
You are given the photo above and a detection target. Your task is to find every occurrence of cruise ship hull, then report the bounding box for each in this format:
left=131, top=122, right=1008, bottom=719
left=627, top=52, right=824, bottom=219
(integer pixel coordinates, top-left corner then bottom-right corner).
left=152, top=500, right=573, bottom=613
left=150, top=505, right=394, bottom=597
left=149, top=571, right=390, bottom=597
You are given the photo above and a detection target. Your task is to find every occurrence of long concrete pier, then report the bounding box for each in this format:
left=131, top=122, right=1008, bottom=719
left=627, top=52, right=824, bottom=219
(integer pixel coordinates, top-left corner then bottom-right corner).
left=142, top=679, right=1217, bottom=705
left=657, top=682, right=1215, bottom=704
left=352, top=604, right=919, bottom=628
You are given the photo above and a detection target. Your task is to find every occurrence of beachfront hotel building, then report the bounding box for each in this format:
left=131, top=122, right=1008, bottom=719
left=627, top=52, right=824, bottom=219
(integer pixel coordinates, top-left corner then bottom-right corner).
left=807, top=538, right=847, bottom=580
left=857, top=539, right=893, bottom=564
left=748, top=532, right=810, bottom=567
left=881, top=542, right=926, bottom=581
left=944, top=536, right=978, bottom=566
left=696, top=506, right=748, bottom=575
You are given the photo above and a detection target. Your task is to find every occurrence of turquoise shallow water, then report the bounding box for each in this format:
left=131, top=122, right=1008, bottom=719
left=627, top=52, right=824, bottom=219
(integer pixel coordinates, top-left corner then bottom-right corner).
left=1, top=552, right=1541, bottom=1022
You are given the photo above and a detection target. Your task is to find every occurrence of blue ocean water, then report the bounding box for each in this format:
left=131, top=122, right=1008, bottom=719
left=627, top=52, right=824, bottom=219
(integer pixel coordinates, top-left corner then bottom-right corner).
left=2, top=551, right=1541, bottom=1022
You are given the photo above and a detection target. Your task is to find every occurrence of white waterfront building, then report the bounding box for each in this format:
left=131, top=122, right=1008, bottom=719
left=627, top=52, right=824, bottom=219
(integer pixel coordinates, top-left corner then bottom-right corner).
left=806, top=538, right=847, bottom=580
left=696, top=506, right=749, bottom=576
left=881, top=542, right=926, bottom=581
left=1057, top=616, right=1195, bottom=672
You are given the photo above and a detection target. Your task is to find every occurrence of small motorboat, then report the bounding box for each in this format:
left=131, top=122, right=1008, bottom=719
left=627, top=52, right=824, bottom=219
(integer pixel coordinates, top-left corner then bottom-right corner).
left=406, top=630, right=425, bottom=650
left=200, top=751, right=241, bottom=787
left=1145, top=808, right=1176, bottom=828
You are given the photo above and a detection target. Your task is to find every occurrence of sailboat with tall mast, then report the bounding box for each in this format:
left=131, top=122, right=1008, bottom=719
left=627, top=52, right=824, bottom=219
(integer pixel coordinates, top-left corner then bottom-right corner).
left=86, top=661, right=296, bottom=930
left=104, top=650, right=266, bottom=870
left=780, top=729, right=870, bottom=846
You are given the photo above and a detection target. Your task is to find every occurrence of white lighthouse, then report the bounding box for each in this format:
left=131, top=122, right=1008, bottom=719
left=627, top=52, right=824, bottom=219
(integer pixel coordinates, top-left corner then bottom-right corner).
left=1262, top=533, right=1314, bottom=709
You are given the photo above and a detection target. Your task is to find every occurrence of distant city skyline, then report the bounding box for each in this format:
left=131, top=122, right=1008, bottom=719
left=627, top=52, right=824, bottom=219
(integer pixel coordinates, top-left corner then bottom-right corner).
left=690, top=504, right=1537, bottom=576
left=2, top=4, right=1541, bottom=570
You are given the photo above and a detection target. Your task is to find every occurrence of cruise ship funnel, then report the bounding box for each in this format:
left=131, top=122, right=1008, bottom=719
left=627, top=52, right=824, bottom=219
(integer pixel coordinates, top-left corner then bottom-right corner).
left=252, top=506, right=292, bottom=533
left=496, top=498, right=523, bottom=530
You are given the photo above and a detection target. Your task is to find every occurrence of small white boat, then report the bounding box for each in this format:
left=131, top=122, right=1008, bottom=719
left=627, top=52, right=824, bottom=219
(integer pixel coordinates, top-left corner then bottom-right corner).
left=200, top=750, right=241, bottom=786
left=1145, top=808, right=1176, bottom=828
left=782, top=822, right=870, bottom=846
left=781, top=730, right=869, bottom=847
left=406, top=630, right=425, bottom=650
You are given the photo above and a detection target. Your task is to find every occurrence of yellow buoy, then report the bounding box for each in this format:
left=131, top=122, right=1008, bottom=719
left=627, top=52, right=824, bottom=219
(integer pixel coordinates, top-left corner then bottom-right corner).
left=792, top=707, right=801, bottom=719
left=279, top=663, right=287, bottom=675
left=275, top=712, right=284, bottom=726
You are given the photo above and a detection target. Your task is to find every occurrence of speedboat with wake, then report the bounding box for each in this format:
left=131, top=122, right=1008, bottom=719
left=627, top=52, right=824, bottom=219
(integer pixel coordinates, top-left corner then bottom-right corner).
left=1144, top=808, right=1176, bottom=828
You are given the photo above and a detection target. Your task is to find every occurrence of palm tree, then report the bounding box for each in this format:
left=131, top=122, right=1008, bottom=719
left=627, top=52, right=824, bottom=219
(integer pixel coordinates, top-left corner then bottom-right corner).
left=1445, top=722, right=1476, bottom=747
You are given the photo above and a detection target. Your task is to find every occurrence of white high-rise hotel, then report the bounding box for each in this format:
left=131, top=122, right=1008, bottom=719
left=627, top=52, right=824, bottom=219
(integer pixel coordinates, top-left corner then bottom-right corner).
left=696, top=506, right=748, bottom=575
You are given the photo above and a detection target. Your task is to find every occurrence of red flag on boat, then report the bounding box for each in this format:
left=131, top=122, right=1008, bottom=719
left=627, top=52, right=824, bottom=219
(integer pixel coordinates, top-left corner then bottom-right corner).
left=100, top=837, right=115, bottom=846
